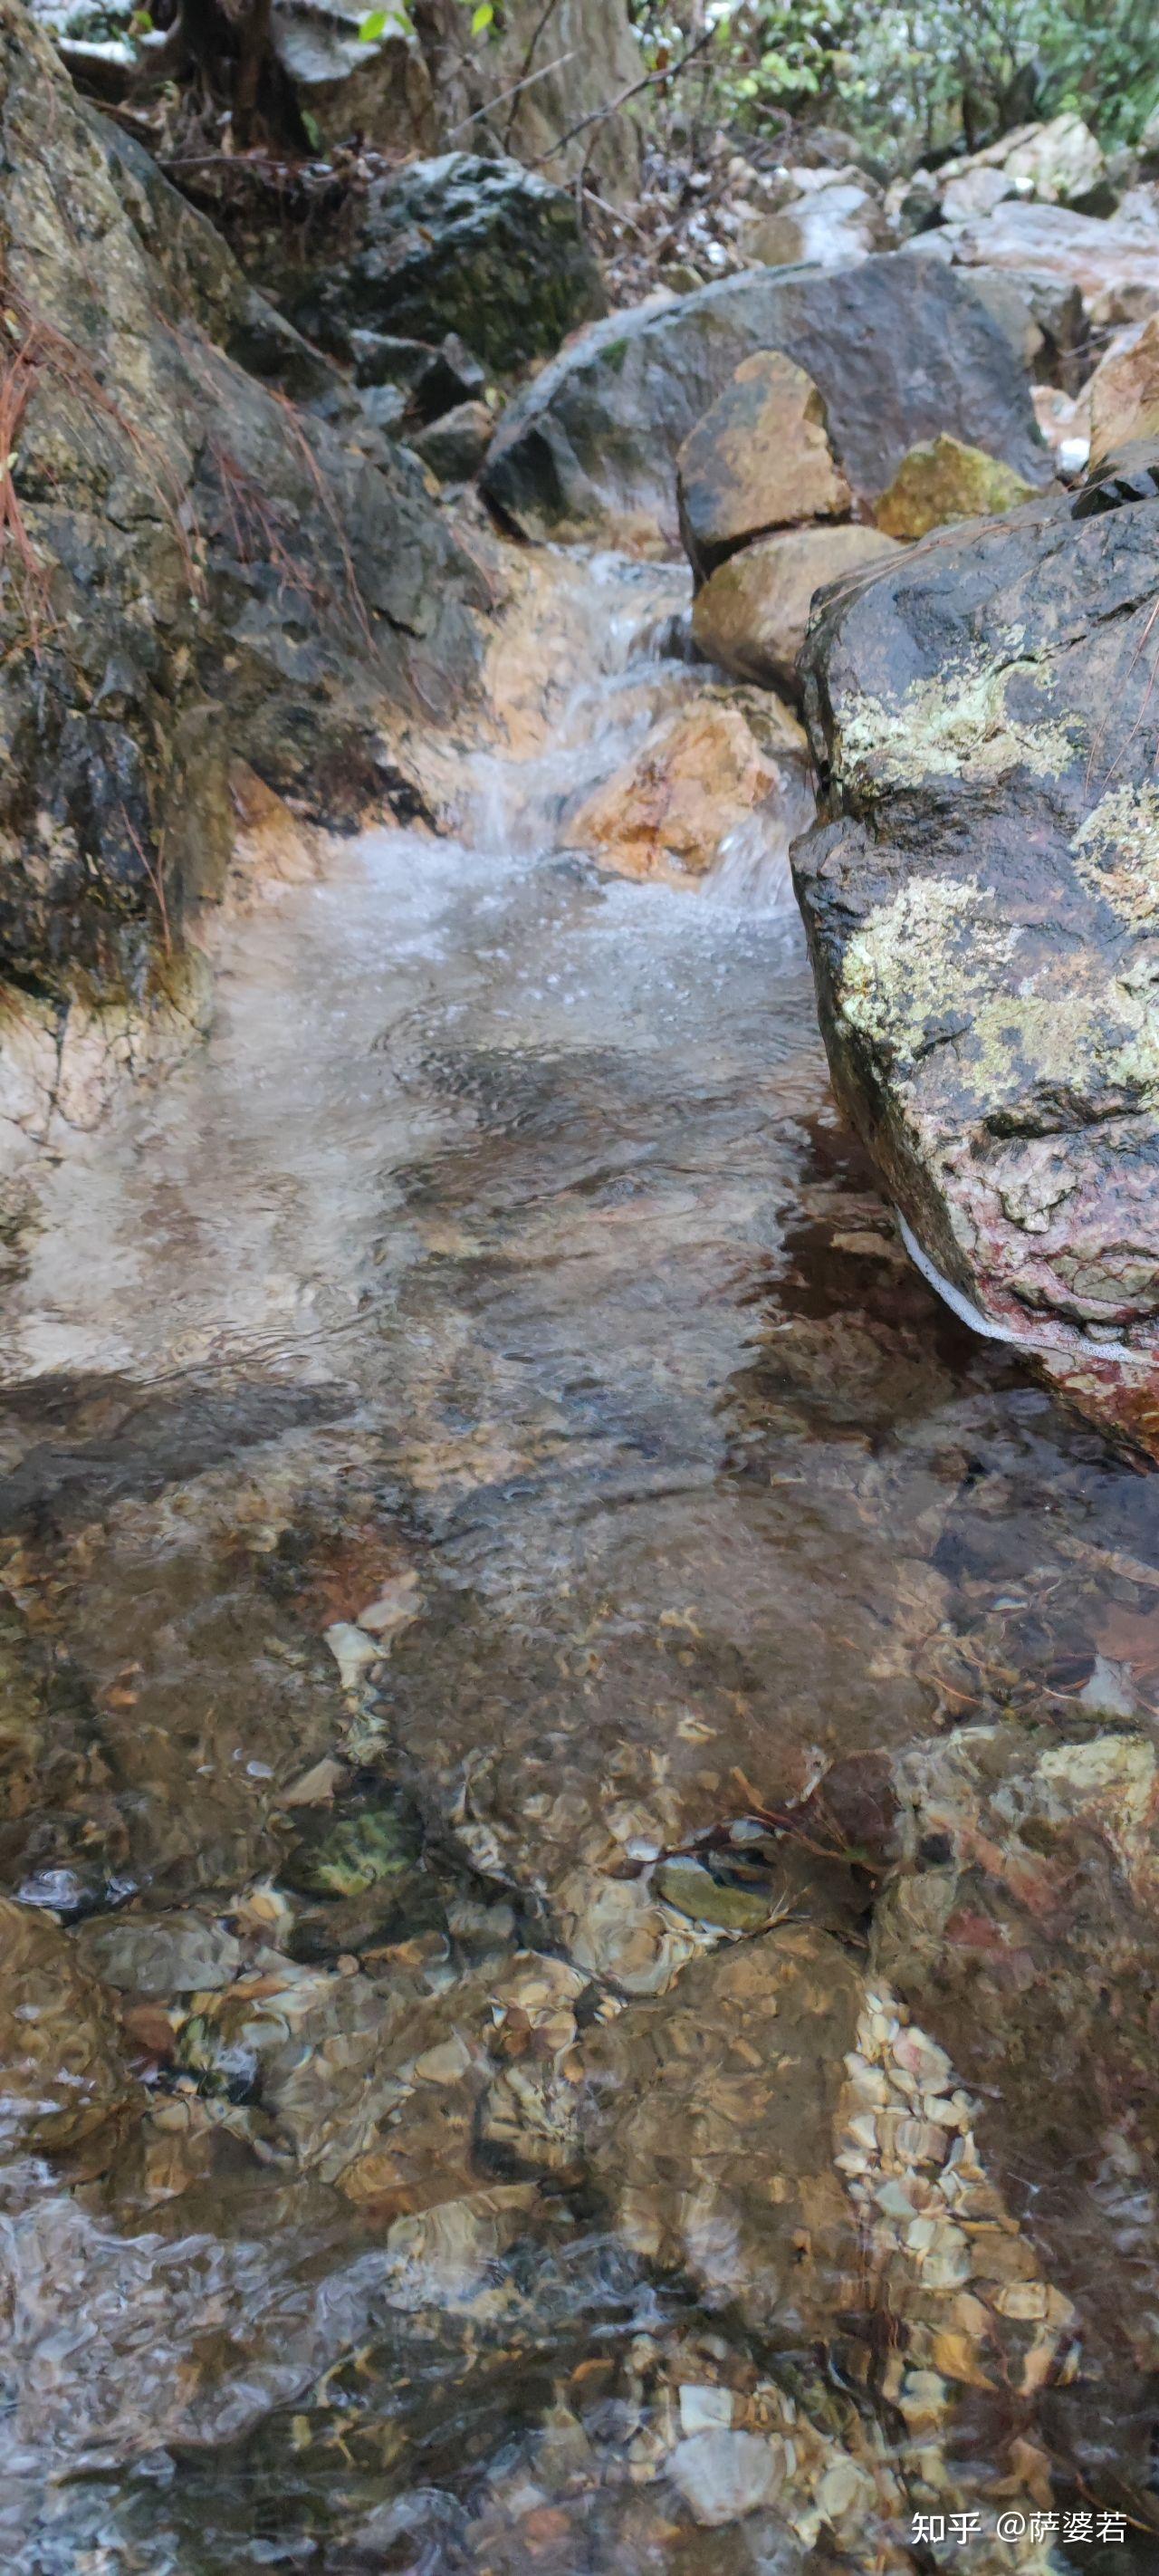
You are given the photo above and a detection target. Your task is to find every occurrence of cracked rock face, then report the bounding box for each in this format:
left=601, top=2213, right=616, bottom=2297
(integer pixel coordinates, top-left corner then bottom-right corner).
left=793, top=469, right=1159, bottom=1452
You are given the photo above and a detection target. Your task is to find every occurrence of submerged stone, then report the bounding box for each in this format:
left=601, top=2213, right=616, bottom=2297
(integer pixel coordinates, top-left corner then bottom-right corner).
left=282, top=1805, right=417, bottom=1899
left=654, top=1856, right=781, bottom=1930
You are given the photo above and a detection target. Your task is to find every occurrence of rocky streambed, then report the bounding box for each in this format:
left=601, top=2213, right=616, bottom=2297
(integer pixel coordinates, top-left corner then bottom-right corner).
left=7, top=2, right=1159, bottom=2566
left=2, top=541, right=1159, bottom=2574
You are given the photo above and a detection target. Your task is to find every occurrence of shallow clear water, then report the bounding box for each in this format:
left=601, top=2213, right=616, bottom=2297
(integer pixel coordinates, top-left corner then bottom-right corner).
left=1, top=552, right=1157, bottom=2573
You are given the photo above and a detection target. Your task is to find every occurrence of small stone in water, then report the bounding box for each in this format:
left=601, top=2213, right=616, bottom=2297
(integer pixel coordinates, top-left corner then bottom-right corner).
left=283, top=1809, right=415, bottom=1899
left=655, top=1858, right=781, bottom=1931
left=667, top=2427, right=780, bottom=2525
left=323, top=1621, right=381, bottom=1693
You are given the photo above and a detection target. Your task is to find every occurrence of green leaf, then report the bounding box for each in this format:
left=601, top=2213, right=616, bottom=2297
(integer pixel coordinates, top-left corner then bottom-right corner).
left=471, top=1, right=493, bottom=26
left=358, top=9, right=389, bottom=38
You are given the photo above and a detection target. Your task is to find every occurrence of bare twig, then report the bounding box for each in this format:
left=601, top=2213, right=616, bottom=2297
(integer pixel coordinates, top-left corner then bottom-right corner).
left=444, top=48, right=577, bottom=145
left=502, top=0, right=560, bottom=149
left=532, top=24, right=715, bottom=172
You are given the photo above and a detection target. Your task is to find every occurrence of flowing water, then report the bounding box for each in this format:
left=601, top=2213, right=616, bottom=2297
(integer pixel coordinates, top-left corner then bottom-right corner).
left=2, top=551, right=1158, bottom=2573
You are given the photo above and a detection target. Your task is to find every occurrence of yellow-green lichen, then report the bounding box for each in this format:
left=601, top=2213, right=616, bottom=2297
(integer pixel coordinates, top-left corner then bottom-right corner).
left=837, top=657, right=1082, bottom=790
left=839, top=876, right=1022, bottom=1063
left=1071, top=783, right=1159, bottom=928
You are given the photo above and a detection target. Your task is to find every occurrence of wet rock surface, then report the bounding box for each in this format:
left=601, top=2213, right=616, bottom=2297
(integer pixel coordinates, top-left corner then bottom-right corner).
left=675, top=351, right=851, bottom=577
left=2, top=338, right=1159, bottom=2576
left=263, top=152, right=607, bottom=380
left=482, top=254, right=1050, bottom=546
left=568, top=692, right=810, bottom=886
left=0, top=2, right=484, bottom=1011
left=794, top=467, right=1159, bottom=1448
left=692, top=524, right=901, bottom=695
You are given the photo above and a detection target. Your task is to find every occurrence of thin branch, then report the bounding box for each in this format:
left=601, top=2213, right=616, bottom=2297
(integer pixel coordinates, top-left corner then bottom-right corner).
left=532, top=24, right=715, bottom=171
left=502, top=0, right=560, bottom=149
left=444, top=47, right=577, bottom=144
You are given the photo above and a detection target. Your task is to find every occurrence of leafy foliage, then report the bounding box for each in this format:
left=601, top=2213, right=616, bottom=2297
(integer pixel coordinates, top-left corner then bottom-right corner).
left=630, top=0, right=1159, bottom=167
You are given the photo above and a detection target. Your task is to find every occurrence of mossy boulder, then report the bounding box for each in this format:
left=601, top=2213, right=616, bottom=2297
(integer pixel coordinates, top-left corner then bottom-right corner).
left=875, top=434, right=1040, bottom=539
left=262, top=154, right=607, bottom=380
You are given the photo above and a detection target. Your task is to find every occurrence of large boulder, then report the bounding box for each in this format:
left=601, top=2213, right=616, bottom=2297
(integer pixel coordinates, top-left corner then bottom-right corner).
left=261, top=153, right=607, bottom=380
left=0, top=1, right=484, bottom=1008
left=482, top=254, right=1050, bottom=548
left=793, top=465, right=1159, bottom=1451
left=943, top=192, right=1159, bottom=328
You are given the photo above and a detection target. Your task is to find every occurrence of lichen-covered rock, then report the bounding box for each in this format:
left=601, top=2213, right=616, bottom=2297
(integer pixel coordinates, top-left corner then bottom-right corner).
left=874, top=434, right=1040, bottom=539
left=483, top=254, right=1049, bottom=547
left=263, top=153, right=607, bottom=380
left=676, top=351, right=850, bottom=579
left=793, top=463, right=1159, bottom=1450
left=692, top=523, right=900, bottom=694
left=0, top=2, right=485, bottom=1008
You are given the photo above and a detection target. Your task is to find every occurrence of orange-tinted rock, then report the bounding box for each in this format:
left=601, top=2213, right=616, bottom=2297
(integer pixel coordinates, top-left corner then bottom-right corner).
left=568, top=697, right=797, bottom=886
left=1088, top=311, right=1159, bottom=466
left=692, top=524, right=901, bottom=695
left=676, top=351, right=851, bottom=579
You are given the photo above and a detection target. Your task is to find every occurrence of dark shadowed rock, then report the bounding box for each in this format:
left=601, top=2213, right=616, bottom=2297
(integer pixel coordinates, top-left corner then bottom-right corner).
left=264, top=153, right=607, bottom=380
left=793, top=466, right=1159, bottom=1449
left=411, top=400, right=493, bottom=485
left=0, top=3, right=485, bottom=1004
left=483, top=255, right=1049, bottom=547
